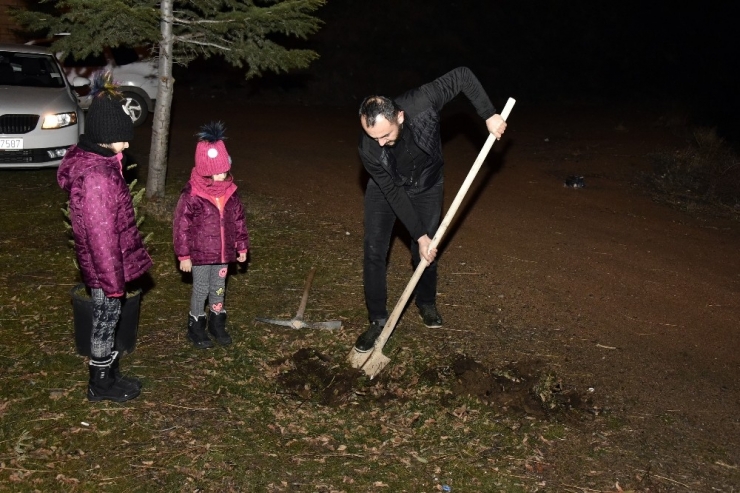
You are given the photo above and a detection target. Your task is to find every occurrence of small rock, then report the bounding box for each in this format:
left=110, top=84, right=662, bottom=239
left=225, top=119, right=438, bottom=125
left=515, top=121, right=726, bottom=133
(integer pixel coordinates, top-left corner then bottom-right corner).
left=564, top=175, right=585, bottom=188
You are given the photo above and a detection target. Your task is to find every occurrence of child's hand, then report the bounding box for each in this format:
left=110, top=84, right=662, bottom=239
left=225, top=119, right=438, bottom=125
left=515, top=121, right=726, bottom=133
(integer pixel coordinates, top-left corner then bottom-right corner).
left=180, top=259, right=192, bottom=272
left=237, top=252, right=247, bottom=263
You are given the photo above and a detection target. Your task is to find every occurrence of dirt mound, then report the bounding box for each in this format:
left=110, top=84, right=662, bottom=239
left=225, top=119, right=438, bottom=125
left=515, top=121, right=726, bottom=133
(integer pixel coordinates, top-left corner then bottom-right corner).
left=445, top=356, right=598, bottom=419
left=273, top=348, right=362, bottom=407
left=274, top=349, right=597, bottom=420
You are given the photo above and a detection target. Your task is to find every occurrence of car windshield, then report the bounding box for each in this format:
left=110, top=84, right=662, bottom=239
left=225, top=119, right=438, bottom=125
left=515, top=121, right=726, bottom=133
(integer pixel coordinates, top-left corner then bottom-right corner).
left=0, top=51, right=66, bottom=88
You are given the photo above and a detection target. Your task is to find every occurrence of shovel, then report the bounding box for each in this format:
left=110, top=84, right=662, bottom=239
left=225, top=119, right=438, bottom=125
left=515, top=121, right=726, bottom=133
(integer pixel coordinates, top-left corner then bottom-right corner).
left=255, top=267, right=343, bottom=330
left=348, top=97, right=516, bottom=378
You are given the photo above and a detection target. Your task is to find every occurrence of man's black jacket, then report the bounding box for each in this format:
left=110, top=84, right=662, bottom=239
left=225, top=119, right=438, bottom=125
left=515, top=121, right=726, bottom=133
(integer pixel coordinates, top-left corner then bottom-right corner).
left=358, top=66, right=496, bottom=240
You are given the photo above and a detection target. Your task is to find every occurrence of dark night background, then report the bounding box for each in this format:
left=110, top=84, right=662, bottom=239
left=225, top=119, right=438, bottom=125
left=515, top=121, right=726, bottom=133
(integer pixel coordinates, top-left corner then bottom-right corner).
left=182, top=1, right=739, bottom=144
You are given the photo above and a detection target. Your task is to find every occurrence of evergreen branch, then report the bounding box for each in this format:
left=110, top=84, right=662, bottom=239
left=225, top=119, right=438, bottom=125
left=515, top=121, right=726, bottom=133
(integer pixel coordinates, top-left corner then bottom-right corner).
left=174, top=34, right=231, bottom=51
left=174, top=35, right=234, bottom=52
left=172, top=16, right=235, bottom=26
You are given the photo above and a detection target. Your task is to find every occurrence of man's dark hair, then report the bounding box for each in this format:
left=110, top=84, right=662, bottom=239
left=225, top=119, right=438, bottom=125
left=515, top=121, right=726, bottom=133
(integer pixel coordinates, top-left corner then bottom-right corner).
left=359, top=96, right=400, bottom=127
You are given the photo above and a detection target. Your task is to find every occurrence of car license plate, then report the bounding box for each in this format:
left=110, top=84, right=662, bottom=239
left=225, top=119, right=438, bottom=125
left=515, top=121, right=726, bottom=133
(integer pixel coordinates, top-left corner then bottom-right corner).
left=0, top=138, right=23, bottom=150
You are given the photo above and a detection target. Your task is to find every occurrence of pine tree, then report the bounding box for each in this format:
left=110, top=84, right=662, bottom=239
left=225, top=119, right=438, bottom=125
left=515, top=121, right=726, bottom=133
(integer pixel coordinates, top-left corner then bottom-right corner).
left=11, top=0, right=326, bottom=199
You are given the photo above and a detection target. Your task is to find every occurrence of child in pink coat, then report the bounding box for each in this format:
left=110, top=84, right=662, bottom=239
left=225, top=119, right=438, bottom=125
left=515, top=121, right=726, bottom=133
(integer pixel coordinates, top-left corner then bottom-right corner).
left=173, top=122, right=249, bottom=348
left=58, top=72, right=152, bottom=402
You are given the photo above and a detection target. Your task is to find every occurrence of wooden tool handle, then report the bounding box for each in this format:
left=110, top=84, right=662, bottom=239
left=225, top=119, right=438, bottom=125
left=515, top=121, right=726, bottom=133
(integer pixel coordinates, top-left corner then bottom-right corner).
left=294, top=267, right=317, bottom=321
left=429, top=97, right=516, bottom=251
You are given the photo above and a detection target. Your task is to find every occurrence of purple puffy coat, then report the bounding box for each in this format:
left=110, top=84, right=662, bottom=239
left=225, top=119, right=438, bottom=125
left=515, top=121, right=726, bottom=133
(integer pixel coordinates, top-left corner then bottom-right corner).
left=173, top=183, right=249, bottom=265
left=57, top=146, right=152, bottom=297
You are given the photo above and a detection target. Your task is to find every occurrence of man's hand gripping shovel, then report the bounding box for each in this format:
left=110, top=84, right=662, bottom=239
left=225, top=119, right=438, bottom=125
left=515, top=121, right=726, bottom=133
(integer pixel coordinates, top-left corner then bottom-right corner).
left=347, top=97, right=516, bottom=378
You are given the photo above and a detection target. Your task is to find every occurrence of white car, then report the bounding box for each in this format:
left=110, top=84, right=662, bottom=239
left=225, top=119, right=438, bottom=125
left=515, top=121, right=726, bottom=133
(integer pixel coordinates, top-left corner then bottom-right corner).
left=25, top=39, right=158, bottom=127
left=0, top=44, right=87, bottom=169
left=60, top=46, right=158, bottom=127
left=62, top=47, right=158, bottom=127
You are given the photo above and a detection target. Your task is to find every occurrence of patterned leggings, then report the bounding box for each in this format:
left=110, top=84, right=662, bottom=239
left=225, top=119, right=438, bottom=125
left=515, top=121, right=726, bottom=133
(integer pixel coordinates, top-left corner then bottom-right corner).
left=90, top=288, right=121, bottom=359
left=190, top=264, right=228, bottom=316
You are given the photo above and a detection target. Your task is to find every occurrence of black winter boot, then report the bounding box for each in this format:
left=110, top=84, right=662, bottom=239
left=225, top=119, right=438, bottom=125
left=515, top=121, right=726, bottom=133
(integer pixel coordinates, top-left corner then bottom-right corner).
left=88, top=356, right=141, bottom=402
left=353, top=319, right=386, bottom=353
left=110, top=351, right=142, bottom=391
left=418, top=304, right=443, bottom=328
left=208, top=311, right=232, bottom=346
left=188, top=313, right=213, bottom=349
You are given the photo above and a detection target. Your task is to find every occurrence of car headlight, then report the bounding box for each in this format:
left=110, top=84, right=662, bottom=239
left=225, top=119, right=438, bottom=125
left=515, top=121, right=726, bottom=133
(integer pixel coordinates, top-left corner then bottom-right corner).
left=42, top=112, right=78, bottom=129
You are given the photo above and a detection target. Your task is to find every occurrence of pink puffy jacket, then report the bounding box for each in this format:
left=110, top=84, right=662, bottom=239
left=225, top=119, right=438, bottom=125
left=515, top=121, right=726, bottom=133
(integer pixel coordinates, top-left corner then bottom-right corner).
left=57, top=145, right=152, bottom=297
left=172, top=183, right=249, bottom=265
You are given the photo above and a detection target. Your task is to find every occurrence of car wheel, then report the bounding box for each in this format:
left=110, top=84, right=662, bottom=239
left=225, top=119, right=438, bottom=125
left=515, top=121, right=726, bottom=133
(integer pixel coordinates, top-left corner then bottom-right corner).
left=121, top=91, right=149, bottom=127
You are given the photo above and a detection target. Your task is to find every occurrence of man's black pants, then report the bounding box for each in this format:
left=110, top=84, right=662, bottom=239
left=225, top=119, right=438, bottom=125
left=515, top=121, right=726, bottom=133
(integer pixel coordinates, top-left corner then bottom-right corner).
left=363, top=179, right=443, bottom=323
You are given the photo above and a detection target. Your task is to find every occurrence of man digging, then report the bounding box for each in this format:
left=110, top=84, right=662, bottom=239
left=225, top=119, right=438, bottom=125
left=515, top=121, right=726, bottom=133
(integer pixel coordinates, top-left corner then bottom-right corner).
left=354, top=66, right=507, bottom=352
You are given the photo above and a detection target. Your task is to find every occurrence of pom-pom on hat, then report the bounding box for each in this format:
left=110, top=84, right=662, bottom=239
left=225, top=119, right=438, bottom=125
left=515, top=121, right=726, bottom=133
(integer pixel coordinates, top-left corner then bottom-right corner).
left=85, top=71, right=134, bottom=144
left=194, top=121, right=231, bottom=176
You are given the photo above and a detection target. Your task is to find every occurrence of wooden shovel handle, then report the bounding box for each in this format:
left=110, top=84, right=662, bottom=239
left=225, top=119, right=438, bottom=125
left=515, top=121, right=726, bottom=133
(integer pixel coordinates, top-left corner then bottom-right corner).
left=374, top=98, right=517, bottom=350
left=294, top=267, right=317, bottom=321
left=430, top=98, right=516, bottom=252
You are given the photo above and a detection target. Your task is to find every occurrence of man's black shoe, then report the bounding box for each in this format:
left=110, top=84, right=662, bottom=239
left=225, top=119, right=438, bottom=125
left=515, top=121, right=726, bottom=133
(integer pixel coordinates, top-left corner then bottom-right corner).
left=353, top=319, right=386, bottom=353
left=418, top=304, right=443, bottom=328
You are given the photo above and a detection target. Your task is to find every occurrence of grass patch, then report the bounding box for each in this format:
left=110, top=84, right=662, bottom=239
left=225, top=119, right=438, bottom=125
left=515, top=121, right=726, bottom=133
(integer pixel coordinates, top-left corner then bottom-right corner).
left=0, top=169, right=561, bottom=492
left=643, top=127, right=740, bottom=219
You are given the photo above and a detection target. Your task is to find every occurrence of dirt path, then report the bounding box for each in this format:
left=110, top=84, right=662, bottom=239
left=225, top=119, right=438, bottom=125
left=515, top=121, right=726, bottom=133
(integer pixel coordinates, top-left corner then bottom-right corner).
left=141, top=95, right=740, bottom=487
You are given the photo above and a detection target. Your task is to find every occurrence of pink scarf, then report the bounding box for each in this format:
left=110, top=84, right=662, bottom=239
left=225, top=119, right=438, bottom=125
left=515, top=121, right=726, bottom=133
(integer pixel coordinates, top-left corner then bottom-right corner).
left=189, top=167, right=235, bottom=198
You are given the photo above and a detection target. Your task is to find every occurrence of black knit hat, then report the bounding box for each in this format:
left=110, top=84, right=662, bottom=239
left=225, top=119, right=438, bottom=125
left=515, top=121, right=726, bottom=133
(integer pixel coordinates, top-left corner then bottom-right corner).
left=85, top=71, right=134, bottom=144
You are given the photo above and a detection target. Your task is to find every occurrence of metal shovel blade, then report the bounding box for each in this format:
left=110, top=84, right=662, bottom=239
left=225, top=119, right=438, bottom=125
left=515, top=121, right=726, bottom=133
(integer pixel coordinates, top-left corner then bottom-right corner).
left=347, top=345, right=390, bottom=379
left=254, top=317, right=342, bottom=330
left=254, top=317, right=308, bottom=329
left=309, top=320, right=343, bottom=330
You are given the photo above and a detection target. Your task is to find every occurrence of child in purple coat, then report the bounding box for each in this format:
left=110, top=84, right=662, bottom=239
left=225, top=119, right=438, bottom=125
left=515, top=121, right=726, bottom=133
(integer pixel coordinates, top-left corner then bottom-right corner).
left=173, top=122, right=250, bottom=348
left=57, top=72, right=152, bottom=402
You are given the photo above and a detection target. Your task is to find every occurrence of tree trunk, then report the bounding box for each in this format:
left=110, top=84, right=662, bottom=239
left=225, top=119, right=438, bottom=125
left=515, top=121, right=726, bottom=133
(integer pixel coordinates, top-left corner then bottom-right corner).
left=146, top=0, right=175, bottom=200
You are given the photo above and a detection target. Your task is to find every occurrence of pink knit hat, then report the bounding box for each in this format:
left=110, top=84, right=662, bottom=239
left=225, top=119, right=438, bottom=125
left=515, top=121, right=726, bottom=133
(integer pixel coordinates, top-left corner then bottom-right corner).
left=194, top=122, right=231, bottom=176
